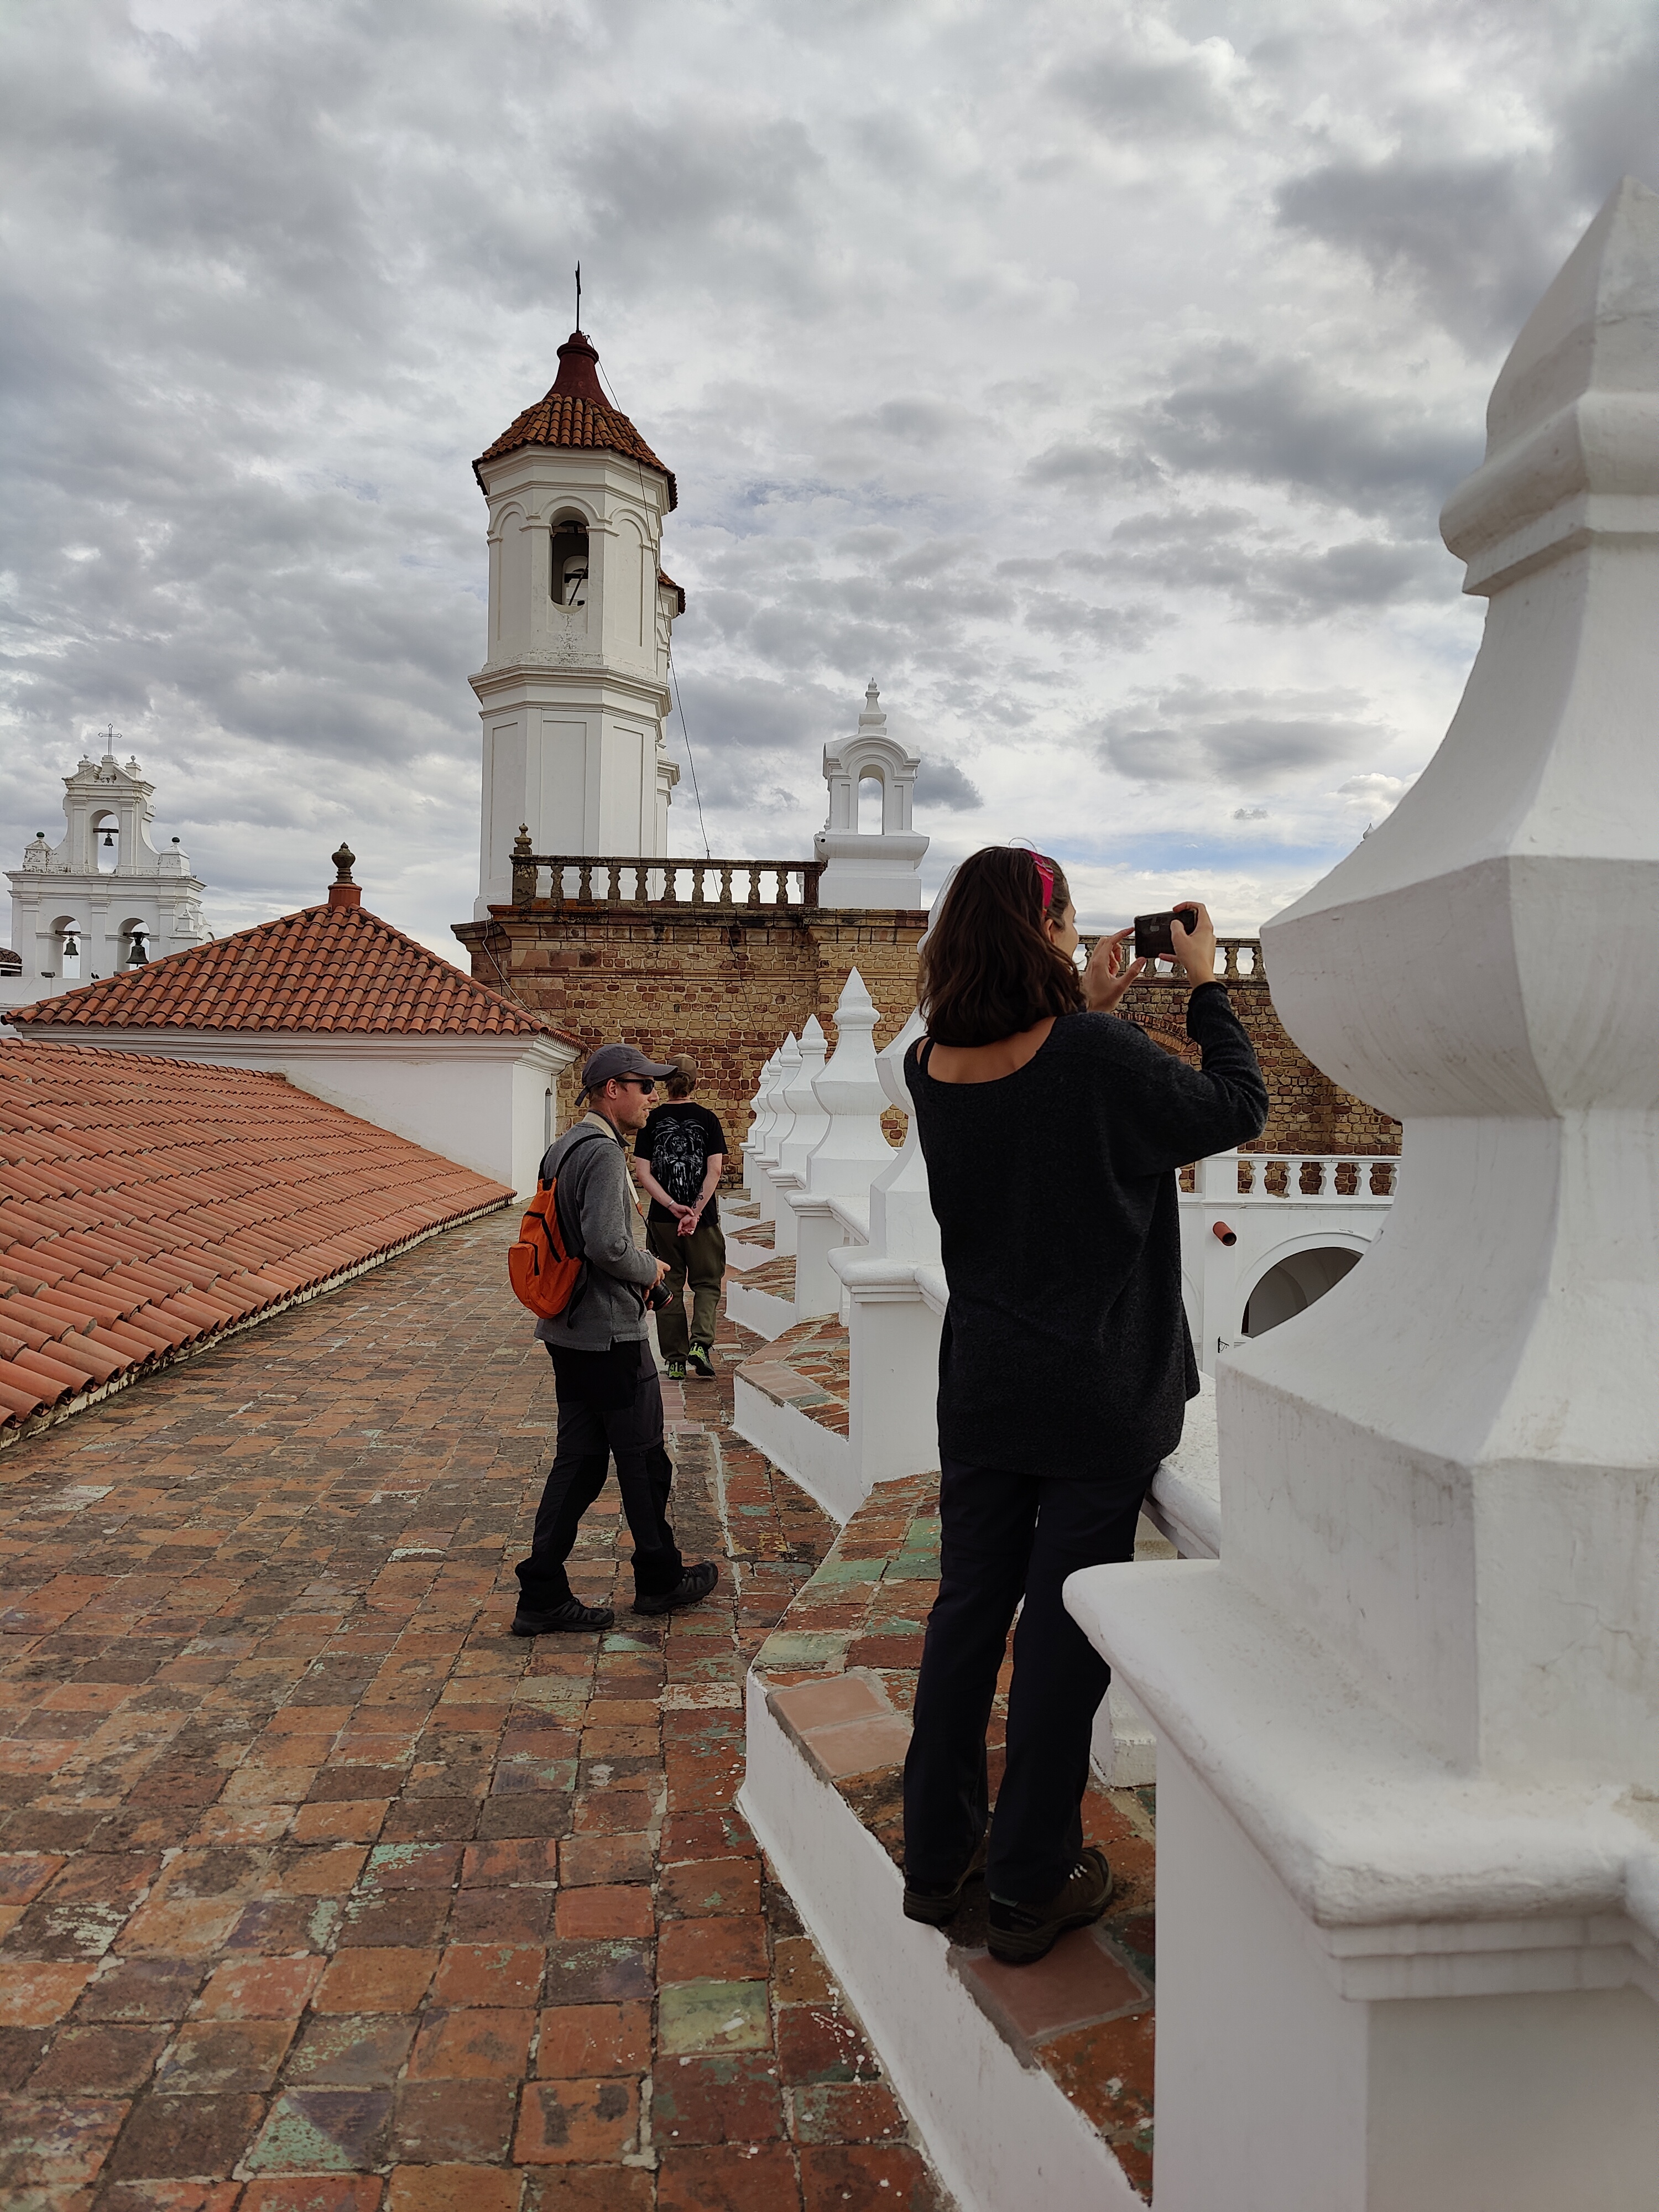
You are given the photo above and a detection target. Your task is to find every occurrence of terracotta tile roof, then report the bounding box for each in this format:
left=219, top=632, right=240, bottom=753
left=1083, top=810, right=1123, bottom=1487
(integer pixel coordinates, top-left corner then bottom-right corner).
left=475, top=329, right=677, bottom=509
left=0, top=1039, right=512, bottom=1437
left=9, top=898, right=576, bottom=1040
left=658, top=568, right=686, bottom=614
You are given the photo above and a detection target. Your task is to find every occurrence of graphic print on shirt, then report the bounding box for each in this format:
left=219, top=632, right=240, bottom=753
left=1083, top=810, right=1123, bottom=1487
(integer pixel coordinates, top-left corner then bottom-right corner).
left=653, top=1116, right=707, bottom=1208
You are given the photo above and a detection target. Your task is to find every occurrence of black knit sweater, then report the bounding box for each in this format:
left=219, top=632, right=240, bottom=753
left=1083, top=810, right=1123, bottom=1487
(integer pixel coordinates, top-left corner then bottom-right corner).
left=905, top=984, right=1269, bottom=1490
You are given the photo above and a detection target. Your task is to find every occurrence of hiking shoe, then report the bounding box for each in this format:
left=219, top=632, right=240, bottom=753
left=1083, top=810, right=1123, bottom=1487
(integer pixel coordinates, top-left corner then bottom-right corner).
left=987, top=1846, right=1113, bottom=1965
left=902, top=1833, right=988, bottom=1927
left=664, top=1357, right=687, bottom=1381
left=632, top=1560, right=719, bottom=1615
left=687, top=1342, right=716, bottom=1378
left=510, top=1597, right=614, bottom=1636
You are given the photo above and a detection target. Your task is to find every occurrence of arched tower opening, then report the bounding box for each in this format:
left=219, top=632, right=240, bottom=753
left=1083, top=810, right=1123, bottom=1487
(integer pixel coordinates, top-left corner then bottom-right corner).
left=550, top=513, right=589, bottom=607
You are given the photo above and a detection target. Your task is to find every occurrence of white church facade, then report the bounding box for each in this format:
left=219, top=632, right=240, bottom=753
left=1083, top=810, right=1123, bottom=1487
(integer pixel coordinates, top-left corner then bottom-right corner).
left=3, top=745, right=209, bottom=1010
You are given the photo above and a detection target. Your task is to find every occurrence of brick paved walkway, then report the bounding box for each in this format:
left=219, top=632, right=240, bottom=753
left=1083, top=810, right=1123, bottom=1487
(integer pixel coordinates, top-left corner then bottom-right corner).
left=0, top=1214, right=948, bottom=2210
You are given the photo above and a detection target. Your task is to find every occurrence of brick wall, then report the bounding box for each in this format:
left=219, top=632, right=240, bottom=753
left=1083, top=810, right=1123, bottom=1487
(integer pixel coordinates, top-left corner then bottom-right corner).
left=455, top=906, right=1398, bottom=1168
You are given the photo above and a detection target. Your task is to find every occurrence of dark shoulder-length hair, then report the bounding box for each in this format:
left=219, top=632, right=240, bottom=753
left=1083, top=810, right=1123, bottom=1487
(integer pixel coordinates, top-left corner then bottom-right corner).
left=918, top=847, right=1084, bottom=1046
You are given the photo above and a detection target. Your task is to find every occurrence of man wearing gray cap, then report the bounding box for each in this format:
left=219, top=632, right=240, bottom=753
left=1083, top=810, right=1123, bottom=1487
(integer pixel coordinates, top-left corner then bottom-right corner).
left=512, top=1042, right=721, bottom=1635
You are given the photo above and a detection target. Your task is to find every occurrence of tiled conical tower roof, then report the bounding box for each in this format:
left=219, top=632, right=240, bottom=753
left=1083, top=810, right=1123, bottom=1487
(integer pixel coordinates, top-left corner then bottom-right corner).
left=474, top=331, right=677, bottom=508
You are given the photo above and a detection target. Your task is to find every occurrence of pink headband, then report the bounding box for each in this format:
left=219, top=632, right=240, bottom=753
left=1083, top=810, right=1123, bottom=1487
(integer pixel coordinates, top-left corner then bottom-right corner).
left=1031, top=853, right=1056, bottom=914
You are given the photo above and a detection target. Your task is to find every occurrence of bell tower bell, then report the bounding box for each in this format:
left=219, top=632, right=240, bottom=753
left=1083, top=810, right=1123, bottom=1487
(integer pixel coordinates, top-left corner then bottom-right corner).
left=470, top=328, right=682, bottom=917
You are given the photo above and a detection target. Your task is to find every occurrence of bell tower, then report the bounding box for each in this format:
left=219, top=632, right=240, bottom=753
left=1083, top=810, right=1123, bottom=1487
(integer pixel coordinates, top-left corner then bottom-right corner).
left=470, top=328, right=682, bottom=917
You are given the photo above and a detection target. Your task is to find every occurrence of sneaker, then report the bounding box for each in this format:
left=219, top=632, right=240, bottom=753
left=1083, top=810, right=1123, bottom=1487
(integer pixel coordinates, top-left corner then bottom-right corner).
left=664, top=1357, right=687, bottom=1381
left=510, top=1596, right=614, bottom=1636
left=631, top=1559, right=719, bottom=1615
left=687, top=1343, right=716, bottom=1378
left=902, top=1833, right=988, bottom=1927
left=987, top=1845, right=1113, bottom=1966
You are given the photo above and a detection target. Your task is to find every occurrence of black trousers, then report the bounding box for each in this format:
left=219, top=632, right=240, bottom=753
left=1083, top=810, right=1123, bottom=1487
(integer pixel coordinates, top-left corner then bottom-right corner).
left=517, top=1339, right=684, bottom=1605
left=902, top=1455, right=1152, bottom=1904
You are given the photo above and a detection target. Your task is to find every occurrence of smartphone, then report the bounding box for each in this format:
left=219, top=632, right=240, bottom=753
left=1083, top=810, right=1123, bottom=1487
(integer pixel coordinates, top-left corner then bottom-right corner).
left=1133, top=906, right=1199, bottom=960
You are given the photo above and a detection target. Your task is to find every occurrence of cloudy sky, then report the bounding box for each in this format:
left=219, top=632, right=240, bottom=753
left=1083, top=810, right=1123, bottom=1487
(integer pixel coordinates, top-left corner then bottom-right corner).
left=3, top=0, right=1654, bottom=962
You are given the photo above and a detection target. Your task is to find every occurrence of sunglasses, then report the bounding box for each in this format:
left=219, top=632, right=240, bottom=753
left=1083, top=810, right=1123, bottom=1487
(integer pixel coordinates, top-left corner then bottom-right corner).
left=620, top=1077, right=656, bottom=1093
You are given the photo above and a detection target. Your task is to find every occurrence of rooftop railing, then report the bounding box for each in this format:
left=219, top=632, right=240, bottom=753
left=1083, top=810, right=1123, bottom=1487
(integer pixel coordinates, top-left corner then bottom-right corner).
left=1079, top=932, right=1265, bottom=978
left=1181, top=1149, right=1398, bottom=1198
left=507, top=836, right=822, bottom=912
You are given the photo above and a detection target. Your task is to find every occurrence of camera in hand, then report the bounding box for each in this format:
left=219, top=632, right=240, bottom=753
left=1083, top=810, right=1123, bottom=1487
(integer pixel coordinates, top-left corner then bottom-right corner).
left=1133, top=906, right=1199, bottom=961
left=644, top=1277, right=673, bottom=1313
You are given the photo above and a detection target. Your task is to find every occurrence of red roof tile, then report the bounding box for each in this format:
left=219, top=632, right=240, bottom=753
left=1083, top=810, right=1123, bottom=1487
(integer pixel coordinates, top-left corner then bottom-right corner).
left=0, top=1039, right=512, bottom=1437
left=474, top=330, right=677, bottom=508
left=9, top=898, right=578, bottom=1040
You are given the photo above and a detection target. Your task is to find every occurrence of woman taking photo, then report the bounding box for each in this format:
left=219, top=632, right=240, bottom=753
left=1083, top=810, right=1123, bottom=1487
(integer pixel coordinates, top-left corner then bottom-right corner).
left=901, top=847, right=1267, bottom=1965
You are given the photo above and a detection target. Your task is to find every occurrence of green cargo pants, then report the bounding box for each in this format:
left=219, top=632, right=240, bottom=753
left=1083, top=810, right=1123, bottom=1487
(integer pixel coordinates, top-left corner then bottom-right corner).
left=646, top=1216, right=727, bottom=1359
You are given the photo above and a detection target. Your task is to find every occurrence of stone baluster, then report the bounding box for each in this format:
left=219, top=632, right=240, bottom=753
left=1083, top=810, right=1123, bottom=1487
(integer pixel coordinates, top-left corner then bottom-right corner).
left=786, top=972, right=893, bottom=1316
left=1068, top=178, right=1659, bottom=2209
left=769, top=1017, right=829, bottom=1255
left=510, top=825, right=535, bottom=907
left=718, top=866, right=734, bottom=906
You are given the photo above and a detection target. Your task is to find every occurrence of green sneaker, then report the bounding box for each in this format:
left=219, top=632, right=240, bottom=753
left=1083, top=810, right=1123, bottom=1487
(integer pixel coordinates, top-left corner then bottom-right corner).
left=664, top=1357, right=687, bottom=1381
left=687, top=1342, right=716, bottom=1378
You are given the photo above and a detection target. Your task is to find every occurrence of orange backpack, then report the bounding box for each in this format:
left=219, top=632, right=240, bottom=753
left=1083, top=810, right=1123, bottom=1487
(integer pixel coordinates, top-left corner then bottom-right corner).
left=507, top=1134, right=603, bottom=1320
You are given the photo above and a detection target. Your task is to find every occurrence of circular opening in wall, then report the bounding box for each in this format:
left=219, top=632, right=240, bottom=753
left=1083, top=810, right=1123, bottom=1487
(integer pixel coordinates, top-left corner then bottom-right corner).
left=1243, top=1246, right=1361, bottom=1338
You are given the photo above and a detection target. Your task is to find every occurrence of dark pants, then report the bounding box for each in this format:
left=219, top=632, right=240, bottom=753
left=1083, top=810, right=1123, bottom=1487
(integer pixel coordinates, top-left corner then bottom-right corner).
left=646, top=1217, right=726, bottom=1359
left=516, top=1340, right=684, bottom=1606
left=902, top=1456, right=1152, bottom=1904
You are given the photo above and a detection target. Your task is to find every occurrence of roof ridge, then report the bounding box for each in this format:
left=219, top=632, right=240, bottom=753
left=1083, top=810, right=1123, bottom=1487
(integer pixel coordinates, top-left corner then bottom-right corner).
left=11, top=899, right=575, bottom=1042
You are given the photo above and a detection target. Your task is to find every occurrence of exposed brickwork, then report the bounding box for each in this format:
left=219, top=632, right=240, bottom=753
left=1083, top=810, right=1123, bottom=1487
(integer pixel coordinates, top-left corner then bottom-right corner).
left=0, top=1213, right=949, bottom=2208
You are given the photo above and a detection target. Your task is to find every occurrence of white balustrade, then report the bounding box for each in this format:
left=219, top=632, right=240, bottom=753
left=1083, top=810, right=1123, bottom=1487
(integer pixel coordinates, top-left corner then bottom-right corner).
left=769, top=1017, right=828, bottom=1256
left=750, top=1031, right=800, bottom=1225
left=787, top=971, right=893, bottom=1317
left=739, top=1048, right=779, bottom=1201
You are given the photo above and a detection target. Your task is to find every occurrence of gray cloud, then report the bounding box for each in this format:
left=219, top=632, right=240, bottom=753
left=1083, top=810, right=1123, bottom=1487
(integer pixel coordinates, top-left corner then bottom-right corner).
left=1124, top=350, right=1481, bottom=519
left=1055, top=49, right=1239, bottom=139
left=1022, top=595, right=1167, bottom=651
left=1098, top=681, right=1389, bottom=789
left=1275, top=158, right=1559, bottom=351
left=1024, top=441, right=1164, bottom=494
left=915, top=757, right=983, bottom=812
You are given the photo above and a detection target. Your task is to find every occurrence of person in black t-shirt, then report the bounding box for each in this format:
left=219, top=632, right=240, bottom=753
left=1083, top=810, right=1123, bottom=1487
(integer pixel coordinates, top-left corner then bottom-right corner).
left=632, top=1056, right=727, bottom=1381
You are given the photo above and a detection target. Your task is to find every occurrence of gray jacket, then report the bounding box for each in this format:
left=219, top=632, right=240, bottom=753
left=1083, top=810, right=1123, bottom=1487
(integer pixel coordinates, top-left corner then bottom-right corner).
left=533, top=1114, right=658, bottom=1352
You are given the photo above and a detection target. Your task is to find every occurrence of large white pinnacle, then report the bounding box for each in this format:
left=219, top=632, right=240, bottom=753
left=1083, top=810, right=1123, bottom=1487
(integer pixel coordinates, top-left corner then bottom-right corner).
left=1063, top=179, right=1659, bottom=2212
left=1243, top=175, right=1659, bottom=1784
